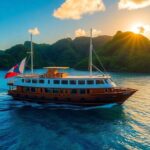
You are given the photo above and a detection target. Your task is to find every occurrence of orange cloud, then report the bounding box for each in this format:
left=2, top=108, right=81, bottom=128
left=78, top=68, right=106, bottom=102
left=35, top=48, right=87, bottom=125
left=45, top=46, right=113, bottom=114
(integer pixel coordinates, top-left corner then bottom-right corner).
left=75, top=28, right=101, bottom=37
left=53, top=0, right=105, bottom=20
left=139, top=25, right=150, bottom=34
left=92, top=29, right=102, bottom=37
left=75, top=29, right=87, bottom=37
left=28, top=27, right=40, bottom=35
left=131, top=23, right=150, bottom=37
left=138, top=26, right=145, bottom=34
left=119, top=0, right=150, bottom=10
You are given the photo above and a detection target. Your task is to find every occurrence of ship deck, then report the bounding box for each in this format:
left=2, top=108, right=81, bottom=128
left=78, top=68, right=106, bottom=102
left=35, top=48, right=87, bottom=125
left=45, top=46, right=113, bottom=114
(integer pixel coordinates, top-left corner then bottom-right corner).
left=17, top=74, right=111, bottom=79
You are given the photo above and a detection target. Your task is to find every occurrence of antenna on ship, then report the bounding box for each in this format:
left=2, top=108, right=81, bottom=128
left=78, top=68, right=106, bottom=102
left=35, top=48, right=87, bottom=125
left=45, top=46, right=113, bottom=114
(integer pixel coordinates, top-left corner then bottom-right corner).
left=89, top=28, right=93, bottom=77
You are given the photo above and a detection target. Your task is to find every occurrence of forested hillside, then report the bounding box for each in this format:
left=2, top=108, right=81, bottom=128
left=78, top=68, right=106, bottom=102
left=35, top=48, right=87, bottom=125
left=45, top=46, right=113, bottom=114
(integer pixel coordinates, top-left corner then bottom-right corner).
left=1, top=31, right=150, bottom=73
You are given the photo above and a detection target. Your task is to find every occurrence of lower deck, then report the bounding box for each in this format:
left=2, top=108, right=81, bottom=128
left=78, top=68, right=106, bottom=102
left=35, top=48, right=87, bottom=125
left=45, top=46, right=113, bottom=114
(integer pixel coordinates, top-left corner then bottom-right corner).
left=8, top=86, right=137, bottom=106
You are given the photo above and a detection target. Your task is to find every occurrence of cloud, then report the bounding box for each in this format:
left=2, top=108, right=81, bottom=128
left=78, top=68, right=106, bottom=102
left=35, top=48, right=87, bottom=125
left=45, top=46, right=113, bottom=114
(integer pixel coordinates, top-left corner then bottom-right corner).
left=131, top=23, right=150, bottom=36
left=28, top=27, right=40, bottom=35
left=53, top=0, right=105, bottom=20
left=92, top=29, right=102, bottom=37
left=75, top=29, right=87, bottom=37
left=75, top=28, right=101, bottom=37
left=141, top=25, right=150, bottom=34
left=138, top=26, right=145, bottom=34
left=118, top=0, right=150, bottom=10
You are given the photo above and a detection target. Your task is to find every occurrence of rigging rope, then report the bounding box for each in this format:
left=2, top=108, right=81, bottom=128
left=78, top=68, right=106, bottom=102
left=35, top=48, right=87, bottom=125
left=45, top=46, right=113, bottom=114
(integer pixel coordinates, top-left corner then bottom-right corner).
left=92, top=64, right=105, bottom=75
left=93, top=48, right=108, bottom=74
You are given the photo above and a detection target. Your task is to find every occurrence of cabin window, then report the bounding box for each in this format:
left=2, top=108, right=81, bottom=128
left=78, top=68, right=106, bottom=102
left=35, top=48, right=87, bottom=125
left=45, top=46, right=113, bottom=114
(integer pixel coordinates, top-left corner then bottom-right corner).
left=64, top=90, right=68, bottom=94
left=39, top=79, right=44, bottom=84
left=40, top=88, right=43, bottom=93
left=31, top=88, right=36, bottom=92
left=45, top=88, right=51, bottom=93
left=60, top=89, right=64, bottom=94
left=25, top=79, right=31, bottom=83
left=53, top=89, right=59, bottom=94
left=71, top=89, right=77, bottom=94
left=78, top=80, right=85, bottom=85
left=70, top=80, right=76, bottom=85
left=105, top=89, right=109, bottom=92
left=32, top=79, right=37, bottom=83
left=61, top=80, right=68, bottom=84
left=87, top=89, right=90, bottom=94
left=54, top=80, right=60, bottom=84
left=87, top=80, right=94, bottom=84
left=96, top=80, right=104, bottom=84
left=22, top=79, right=24, bottom=83
left=24, top=87, right=30, bottom=92
left=80, top=89, right=86, bottom=94
left=48, top=80, right=50, bottom=84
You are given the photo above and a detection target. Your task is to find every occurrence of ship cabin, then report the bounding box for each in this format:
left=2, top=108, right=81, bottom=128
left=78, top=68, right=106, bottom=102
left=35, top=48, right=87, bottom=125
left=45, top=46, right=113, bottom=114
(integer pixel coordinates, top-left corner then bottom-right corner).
left=8, top=67, right=117, bottom=98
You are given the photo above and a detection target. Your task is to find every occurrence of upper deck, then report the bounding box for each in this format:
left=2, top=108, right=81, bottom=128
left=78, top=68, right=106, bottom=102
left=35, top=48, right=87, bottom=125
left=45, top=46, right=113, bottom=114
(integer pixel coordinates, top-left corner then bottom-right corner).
left=8, top=67, right=116, bottom=89
left=9, top=75, right=116, bottom=89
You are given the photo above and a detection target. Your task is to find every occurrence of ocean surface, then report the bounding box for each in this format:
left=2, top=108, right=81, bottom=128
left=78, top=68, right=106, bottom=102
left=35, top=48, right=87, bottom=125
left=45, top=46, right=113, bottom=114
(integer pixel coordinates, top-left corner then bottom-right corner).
left=0, top=69, right=150, bottom=150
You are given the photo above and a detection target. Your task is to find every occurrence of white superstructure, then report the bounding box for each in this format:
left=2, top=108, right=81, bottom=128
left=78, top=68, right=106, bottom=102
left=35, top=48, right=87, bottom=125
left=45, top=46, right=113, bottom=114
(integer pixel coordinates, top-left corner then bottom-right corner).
left=12, top=75, right=116, bottom=89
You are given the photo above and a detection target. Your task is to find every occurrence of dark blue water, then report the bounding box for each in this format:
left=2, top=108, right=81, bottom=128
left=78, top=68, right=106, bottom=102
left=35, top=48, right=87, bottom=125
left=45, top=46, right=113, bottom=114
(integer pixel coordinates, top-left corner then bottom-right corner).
left=0, top=69, right=150, bottom=150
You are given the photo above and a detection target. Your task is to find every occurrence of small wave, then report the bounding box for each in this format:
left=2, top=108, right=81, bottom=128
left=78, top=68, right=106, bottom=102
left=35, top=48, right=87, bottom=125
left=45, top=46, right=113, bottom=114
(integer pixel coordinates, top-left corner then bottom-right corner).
left=0, top=92, right=8, bottom=97
left=80, top=103, right=118, bottom=110
left=9, top=102, right=84, bottom=110
left=6, top=101, right=118, bottom=110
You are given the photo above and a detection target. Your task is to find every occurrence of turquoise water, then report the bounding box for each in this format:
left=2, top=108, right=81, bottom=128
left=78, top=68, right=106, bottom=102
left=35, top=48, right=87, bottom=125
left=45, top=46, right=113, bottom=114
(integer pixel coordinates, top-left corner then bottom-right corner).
left=0, top=69, right=150, bottom=150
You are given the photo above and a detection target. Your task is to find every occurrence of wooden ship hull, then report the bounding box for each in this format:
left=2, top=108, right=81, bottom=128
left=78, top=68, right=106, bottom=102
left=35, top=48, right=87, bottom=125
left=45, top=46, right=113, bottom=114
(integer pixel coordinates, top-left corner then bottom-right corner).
left=8, top=87, right=137, bottom=106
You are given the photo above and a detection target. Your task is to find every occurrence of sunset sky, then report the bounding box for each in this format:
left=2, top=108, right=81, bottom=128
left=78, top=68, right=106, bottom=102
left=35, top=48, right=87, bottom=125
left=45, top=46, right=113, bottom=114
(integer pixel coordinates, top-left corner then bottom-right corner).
left=1, top=0, right=150, bottom=50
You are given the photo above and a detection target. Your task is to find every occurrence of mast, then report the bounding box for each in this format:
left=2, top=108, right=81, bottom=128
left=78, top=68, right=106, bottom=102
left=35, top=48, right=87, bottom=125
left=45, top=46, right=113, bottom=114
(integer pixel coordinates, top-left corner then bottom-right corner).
left=89, top=28, right=93, bottom=77
left=30, top=33, right=33, bottom=74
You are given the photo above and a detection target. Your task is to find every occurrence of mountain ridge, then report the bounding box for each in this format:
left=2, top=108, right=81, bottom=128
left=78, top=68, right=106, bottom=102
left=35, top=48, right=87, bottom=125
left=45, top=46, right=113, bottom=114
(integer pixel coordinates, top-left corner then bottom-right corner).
left=0, top=31, right=150, bottom=73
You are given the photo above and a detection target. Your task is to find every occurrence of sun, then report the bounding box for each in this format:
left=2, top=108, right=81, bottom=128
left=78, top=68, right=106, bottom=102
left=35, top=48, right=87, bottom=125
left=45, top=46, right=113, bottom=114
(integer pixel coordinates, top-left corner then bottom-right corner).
left=130, top=23, right=145, bottom=34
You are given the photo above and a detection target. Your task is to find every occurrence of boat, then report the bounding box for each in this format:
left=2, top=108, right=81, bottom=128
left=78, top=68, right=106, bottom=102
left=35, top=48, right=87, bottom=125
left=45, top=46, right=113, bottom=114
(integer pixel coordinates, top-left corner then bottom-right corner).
left=7, top=29, right=137, bottom=107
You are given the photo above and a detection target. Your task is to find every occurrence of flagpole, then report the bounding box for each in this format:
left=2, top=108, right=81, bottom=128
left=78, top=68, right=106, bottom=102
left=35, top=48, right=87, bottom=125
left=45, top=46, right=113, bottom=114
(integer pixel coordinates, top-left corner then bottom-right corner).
left=30, top=33, right=33, bottom=74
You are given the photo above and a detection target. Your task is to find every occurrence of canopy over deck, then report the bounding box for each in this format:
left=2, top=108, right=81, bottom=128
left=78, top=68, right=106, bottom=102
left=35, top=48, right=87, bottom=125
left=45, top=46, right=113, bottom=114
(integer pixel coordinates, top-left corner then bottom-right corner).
left=42, top=67, right=69, bottom=78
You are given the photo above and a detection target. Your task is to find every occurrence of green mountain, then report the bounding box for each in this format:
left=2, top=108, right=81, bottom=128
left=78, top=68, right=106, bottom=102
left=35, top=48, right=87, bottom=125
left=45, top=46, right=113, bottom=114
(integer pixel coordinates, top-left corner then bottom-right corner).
left=0, top=35, right=111, bottom=69
left=76, top=31, right=150, bottom=73
left=0, top=31, right=150, bottom=73
left=99, top=31, right=150, bottom=73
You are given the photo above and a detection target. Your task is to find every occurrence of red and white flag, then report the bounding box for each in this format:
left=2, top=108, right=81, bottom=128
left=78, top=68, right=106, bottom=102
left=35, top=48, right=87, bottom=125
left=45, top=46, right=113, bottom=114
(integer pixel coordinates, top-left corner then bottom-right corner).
left=5, top=58, right=26, bottom=79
